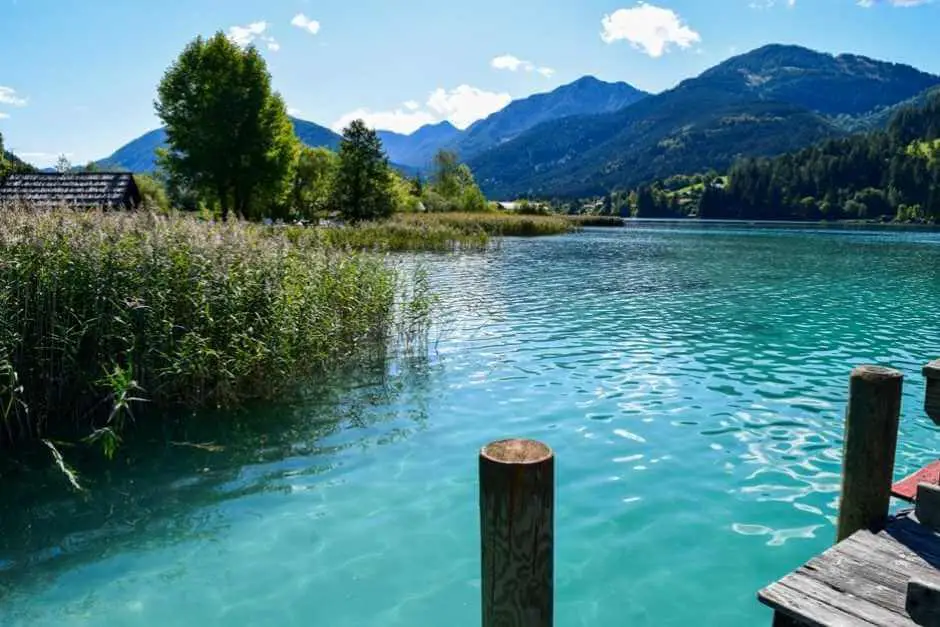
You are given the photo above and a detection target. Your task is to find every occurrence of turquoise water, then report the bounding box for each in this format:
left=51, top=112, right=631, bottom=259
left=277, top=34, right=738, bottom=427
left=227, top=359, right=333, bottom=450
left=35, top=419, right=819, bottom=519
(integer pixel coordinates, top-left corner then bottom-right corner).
left=3, top=222, right=940, bottom=626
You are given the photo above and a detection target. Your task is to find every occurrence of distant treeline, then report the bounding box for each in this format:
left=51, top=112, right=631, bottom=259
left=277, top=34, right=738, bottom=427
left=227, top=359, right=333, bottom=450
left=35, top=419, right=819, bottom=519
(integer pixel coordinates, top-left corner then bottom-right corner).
left=544, top=91, right=940, bottom=223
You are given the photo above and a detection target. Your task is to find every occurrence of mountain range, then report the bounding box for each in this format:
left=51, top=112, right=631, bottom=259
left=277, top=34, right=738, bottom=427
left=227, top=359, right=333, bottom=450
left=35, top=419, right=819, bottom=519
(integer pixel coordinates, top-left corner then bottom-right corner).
left=97, top=44, right=940, bottom=200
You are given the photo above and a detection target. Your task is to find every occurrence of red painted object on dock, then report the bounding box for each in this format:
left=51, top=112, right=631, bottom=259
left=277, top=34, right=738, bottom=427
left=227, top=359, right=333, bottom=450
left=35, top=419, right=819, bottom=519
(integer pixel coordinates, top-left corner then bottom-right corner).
left=890, top=459, right=940, bottom=502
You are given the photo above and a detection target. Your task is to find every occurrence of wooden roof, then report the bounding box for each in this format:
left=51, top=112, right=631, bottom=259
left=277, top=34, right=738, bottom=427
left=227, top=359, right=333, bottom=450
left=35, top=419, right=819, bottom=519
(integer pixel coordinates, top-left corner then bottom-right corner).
left=0, top=172, right=141, bottom=209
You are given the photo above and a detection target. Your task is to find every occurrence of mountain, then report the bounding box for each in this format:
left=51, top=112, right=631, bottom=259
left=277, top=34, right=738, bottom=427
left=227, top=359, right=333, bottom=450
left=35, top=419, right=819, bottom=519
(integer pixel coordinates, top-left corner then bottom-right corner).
left=378, top=121, right=462, bottom=169
left=455, top=76, right=648, bottom=160
left=372, top=77, right=647, bottom=169
left=468, top=44, right=940, bottom=199
left=99, top=117, right=342, bottom=172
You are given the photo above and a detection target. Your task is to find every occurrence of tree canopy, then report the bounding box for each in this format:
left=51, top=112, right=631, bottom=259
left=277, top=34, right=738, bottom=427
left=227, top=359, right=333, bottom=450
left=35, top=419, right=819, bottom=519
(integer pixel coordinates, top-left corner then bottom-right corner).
left=329, top=120, right=396, bottom=222
left=155, top=32, right=299, bottom=220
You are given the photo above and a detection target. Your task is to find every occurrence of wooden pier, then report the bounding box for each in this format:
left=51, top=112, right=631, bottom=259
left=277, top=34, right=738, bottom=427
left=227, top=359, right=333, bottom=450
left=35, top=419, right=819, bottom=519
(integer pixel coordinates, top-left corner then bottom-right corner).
left=758, top=360, right=940, bottom=626
left=475, top=361, right=940, bottom=626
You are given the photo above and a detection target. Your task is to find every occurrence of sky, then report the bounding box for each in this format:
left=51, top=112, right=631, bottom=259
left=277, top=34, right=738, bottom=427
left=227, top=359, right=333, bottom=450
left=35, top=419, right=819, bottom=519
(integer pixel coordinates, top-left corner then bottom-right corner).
left=1, top=0, right=938, bottom=167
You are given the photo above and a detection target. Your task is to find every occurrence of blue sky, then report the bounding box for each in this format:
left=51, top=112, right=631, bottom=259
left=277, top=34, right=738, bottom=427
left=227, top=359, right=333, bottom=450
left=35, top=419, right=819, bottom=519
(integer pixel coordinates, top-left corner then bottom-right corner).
left=1, top=0, right=937, bottom=167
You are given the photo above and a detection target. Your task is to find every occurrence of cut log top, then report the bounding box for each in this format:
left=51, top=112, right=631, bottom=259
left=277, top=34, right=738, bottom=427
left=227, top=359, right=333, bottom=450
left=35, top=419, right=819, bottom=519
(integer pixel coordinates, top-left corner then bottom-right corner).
left=759, top=512, right=940, bottom=626
left=853, top=365, right=906, bottom=383
left=924, top=361, right=940, bottom=380
left=481, top=439, right=553, bottom=465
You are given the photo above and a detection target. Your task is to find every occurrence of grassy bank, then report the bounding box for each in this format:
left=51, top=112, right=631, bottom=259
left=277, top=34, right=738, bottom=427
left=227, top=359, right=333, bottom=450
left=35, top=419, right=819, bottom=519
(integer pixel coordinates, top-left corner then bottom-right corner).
left=395, top=212, right=574, bottom=237
left=0, top=208, right=428, bottom=458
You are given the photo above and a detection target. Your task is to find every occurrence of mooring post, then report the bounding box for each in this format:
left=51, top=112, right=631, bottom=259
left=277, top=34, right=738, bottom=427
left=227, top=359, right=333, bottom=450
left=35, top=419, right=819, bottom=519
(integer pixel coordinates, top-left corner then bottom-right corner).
left=924, top=360, right=940, bottom=424
left=480, top=438, right=554, bottom=627
left=836, top=365, right=904, bottom=542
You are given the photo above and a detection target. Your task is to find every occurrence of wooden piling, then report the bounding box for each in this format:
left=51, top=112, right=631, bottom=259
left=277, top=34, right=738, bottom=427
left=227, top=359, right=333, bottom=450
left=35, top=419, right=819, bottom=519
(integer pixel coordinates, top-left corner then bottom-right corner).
left=480, top=438, right=554, bottom=627
left=924, top=359, right=940, bottom=424
left=836, top=365, right=904, bottom=542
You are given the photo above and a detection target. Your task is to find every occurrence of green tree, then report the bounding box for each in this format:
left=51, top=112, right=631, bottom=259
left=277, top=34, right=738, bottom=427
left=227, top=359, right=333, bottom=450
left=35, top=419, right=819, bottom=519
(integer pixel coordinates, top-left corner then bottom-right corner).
left=410, top=174, right=424, bottom=197
left=330, top=119, right=395, bottom=222
left=155, top=32, right=300, bottom=220
left=291, top=146, right=339, bottom=220
left=430, top=150, right=462, bottom=199
left=135, top=174, right=171, bottom=213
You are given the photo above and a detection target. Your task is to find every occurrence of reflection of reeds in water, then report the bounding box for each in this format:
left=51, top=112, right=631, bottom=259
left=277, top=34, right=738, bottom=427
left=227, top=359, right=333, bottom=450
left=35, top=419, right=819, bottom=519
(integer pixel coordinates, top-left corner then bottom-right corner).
left=0, top=348, right=439, bottom=595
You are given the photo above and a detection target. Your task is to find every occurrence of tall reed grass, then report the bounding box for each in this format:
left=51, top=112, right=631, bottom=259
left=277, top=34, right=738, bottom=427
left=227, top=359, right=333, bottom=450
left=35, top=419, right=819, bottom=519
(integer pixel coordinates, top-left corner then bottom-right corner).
left=0, top=207, right=428, bottom=457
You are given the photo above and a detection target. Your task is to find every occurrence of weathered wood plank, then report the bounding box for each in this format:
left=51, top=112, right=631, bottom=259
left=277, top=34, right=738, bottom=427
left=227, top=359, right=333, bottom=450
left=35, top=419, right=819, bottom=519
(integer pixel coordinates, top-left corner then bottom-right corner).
left=782, top=572, right=916, bottom=626
left=799, top=547, right=917, bottom=616
left=758, top=516, right=940, bottom=626
left=760, top=581, right=880, bottom=627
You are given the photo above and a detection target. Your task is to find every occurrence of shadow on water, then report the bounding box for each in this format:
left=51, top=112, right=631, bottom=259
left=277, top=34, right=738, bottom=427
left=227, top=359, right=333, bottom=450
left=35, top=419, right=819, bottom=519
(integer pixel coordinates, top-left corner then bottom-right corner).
left=0, top=348, right=438, bottom=599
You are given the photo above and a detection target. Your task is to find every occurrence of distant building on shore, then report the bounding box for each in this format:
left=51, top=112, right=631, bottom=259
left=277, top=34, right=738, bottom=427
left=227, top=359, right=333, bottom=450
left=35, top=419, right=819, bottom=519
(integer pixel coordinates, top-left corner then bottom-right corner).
left=0, top=172, right=142, bottom=209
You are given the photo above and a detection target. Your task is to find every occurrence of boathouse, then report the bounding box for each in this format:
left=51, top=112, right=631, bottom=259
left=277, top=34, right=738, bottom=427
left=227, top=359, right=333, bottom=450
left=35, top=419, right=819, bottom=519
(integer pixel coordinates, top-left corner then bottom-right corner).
left=0, top=172, right=142, bottom=209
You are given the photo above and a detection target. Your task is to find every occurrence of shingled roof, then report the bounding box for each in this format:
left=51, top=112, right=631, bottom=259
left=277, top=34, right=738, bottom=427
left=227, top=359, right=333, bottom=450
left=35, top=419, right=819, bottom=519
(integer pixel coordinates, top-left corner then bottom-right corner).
left=0, top=172, right=142, bottom=209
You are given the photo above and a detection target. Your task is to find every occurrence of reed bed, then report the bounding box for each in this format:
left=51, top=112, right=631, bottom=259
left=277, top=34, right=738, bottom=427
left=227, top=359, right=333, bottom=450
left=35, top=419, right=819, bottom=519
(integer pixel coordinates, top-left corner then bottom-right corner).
left=566, top=215, right=626, bottom=227
left=297, top=217, right=490, bottom=252
left=0, top=207, right=428, bottom=455
left=393, top=212, right=575, bottom=237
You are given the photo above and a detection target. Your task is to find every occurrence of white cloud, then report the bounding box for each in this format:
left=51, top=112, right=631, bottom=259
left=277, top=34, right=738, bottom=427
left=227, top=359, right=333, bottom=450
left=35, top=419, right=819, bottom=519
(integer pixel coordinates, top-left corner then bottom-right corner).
left=0, top=86, right=27, bottom=107
left=600, top=3, right=701, bottom=58
left=0, top=112, right=8, bottom=119
left=491, top=54, right=555, bottom=78
left=17, top=152, right=72, bottom=168
left=287, top=107, right=302, bottom=116
left=227, top=20, right=279, bottom=51
left=427, top=85, right=512, bottom=129
left=228, top=21, right=268, bottom=46
left=332, top=107, right=437, bottom=134
left=492, top=55, right=529, bottom=72
left=332, top=86, right=512, bottom=134
left=291, top=13, right=321, bottom=35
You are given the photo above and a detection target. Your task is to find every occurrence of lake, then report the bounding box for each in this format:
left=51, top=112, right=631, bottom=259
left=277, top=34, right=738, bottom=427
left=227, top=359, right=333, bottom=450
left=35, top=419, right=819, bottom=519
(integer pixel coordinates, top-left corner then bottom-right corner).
left=2, top=222, right=940, bottom=626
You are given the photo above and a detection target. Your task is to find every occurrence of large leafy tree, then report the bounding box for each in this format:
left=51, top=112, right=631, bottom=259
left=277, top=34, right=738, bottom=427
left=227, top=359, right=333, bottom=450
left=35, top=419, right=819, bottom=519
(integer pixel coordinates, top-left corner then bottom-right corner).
left=292, top=146, right=339, bottom=221
left=155, top=32, right=299, bottom=220
left=330, top=120, right=395, bottom=222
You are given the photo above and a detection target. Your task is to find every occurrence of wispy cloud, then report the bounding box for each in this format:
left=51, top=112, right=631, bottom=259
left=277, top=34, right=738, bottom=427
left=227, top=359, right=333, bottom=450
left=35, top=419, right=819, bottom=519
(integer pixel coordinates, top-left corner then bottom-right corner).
left=491, top=54, right=555, bottom=78
left=600, top=3, right=701, bottom=58
left=0, top=86, right=27, bottom=107
left=291, top=13, right=321, bottom=35
left=332, top=85, right=511, bottom=134
left=227, top=20, right=279, bottom=51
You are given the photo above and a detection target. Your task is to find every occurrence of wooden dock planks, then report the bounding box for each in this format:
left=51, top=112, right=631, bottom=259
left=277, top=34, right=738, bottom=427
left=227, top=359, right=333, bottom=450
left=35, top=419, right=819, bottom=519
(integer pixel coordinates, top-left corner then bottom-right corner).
left=758, top=513, right=940, bottom=626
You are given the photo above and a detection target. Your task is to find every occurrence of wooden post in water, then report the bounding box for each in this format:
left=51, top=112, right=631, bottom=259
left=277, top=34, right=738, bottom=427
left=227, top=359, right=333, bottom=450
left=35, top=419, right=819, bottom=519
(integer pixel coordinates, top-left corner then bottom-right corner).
left=924, top=360, right=940, bottom=424
left=480, top=439, right=554, bottom=627
left=836, top=365, right=904, bottom=542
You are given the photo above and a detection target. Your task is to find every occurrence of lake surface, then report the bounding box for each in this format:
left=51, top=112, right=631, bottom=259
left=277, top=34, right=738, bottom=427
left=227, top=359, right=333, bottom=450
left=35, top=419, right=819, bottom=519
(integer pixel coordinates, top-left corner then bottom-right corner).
left=3, top=222, right=940, bottom=626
